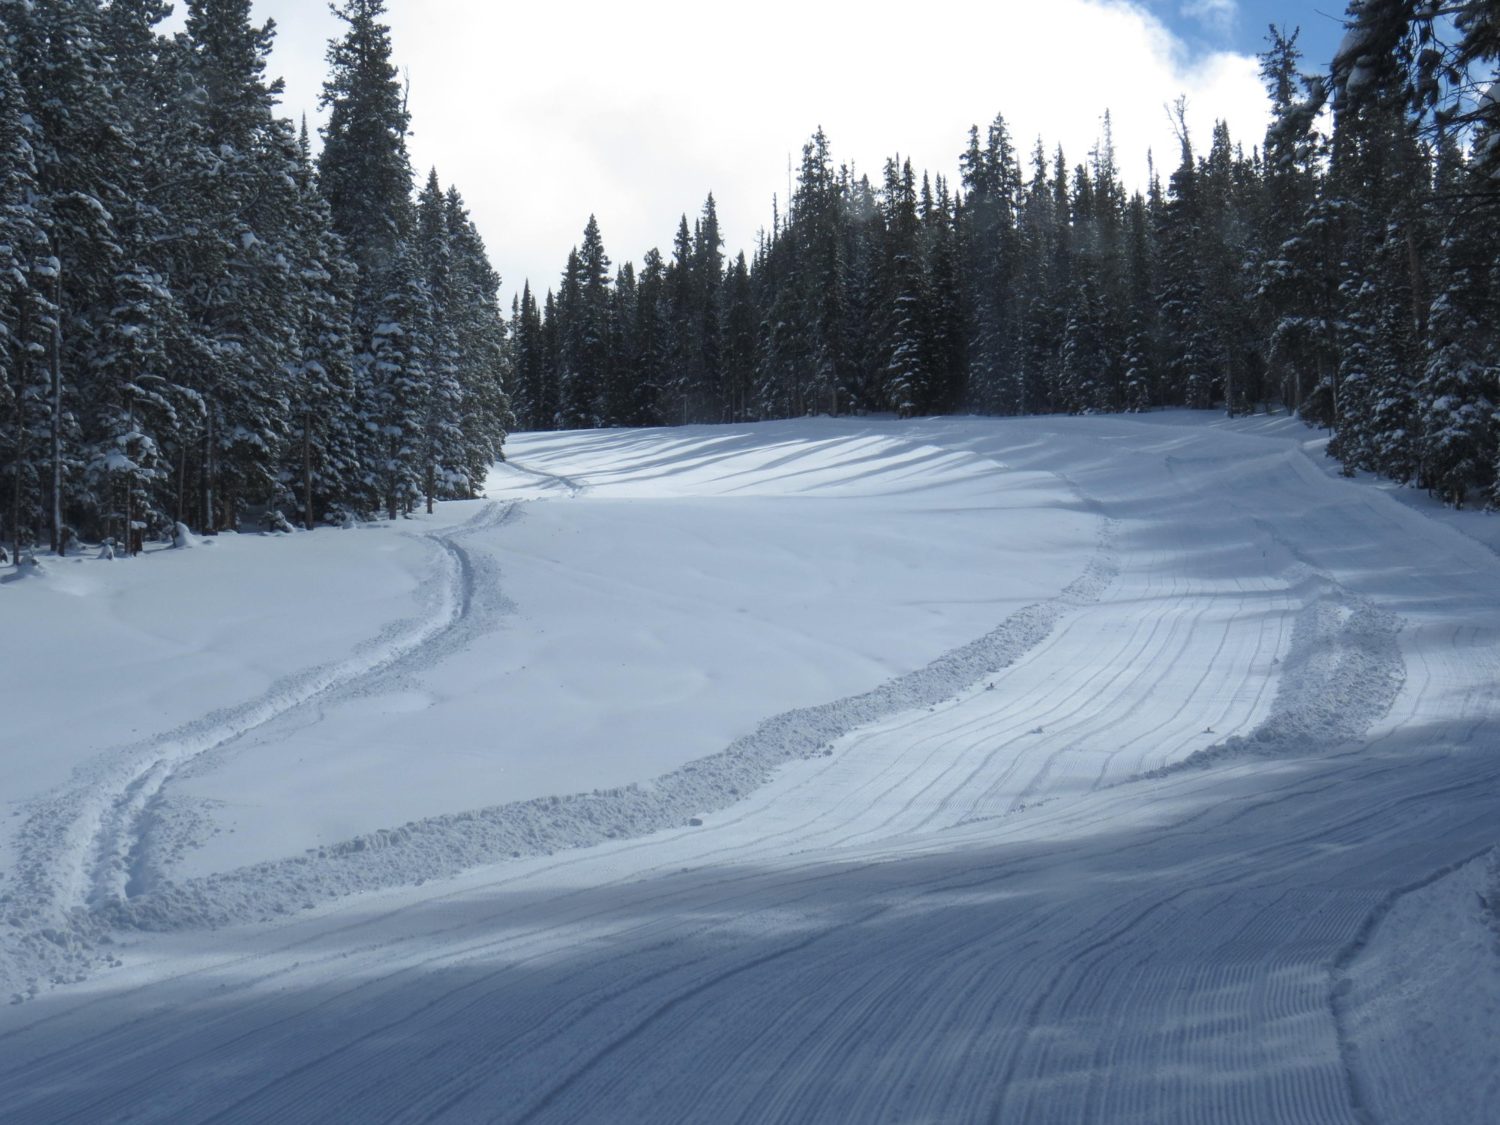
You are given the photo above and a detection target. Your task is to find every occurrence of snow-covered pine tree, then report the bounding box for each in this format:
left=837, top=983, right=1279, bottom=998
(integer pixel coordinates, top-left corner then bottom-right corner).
left=319, top=0, right=412, bottom=296
left=663, top=215, right=697, bottom=424
left=284, top=119, right=359, bottom=528
left=1257, top=26, right=1336, bottom=416
left=602, top=261, right=638, bottom=428
left=174, top=0, right=303, bottom=530
left=1415, top=137, right=1498, bottom=505
left=791, top=128, right=850, bottom=417
left=1326, top=0, right=1430, bottom=480
left=694, top=195, right=725, bottom=421
left=442, top=185, right=510, bottom=485
left=367, top=242, right=430, bottom=519
left=320, top=0, right=416, bottom=492
left=0, top=15, right=49, bottom=562
left=555, top=217, right=610, bottom=429
left=511, top=282, right=547, bottom=430
left=414, top=169, right=464, bottom=513
left=921, top=175, right=966, bottom=413
left=959, top=117, right=1023, bottom=413
left=1120, top=186, right=1159, bottom=412
left=1156, top=107, right=1219, bottom=408
left=630, top=247, right=668, bottom=427
left=875, top=158, right=929, bottom=417
left=720, top=251, right=758, bottom=422
left=23, top=0, right=175, bottom=551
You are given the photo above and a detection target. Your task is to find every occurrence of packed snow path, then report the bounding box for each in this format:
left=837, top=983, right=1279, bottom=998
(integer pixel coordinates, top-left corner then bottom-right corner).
left=1, top=415, right=1497, bottom=1123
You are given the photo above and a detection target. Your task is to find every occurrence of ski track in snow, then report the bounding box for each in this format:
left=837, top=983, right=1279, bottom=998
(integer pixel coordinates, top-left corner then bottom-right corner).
left=101, top=517, right=1120, bottom=933
left=1, top=415, right=1498, bottom=1124
left=0, top=501, right=516, bottom=1000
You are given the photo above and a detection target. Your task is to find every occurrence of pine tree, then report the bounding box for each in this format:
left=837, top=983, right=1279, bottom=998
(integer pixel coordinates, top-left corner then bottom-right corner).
left=285, top=121, right=358, bottom=527
left=1156, top=106, right=1219, bottom=408
left=415, top=170, right=464, bottom=512
left=367, top=243, right=429, bottom=519
left=1415, top=137, right=1497, bottom=505
left=959, top=117, right=1023, bottom=412
left=1258, top=27, right=1336, bottom=415
left=1326, top=0, right=1430, bottom=479
left=319, top=0, right=412, bottom=295
left=631, top=248, right=668, bottom=427
left=720, top=251, right=759, bottom=422
left=879, top=157, right=929, bottom=416
left=442, top=185, right=510, bottom=481
left=175, top=0, right=304, bottom=530
left=0, top=16, right=48, bottom=561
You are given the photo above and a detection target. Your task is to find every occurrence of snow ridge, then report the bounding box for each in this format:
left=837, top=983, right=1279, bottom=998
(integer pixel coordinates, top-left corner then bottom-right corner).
left=0, top=502, right=513, bottom=1002
left=102, top=522, right=1119, bottom=935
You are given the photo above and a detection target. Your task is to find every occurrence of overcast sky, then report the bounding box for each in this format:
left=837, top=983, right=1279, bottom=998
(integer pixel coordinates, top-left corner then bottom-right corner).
left=162, top=1, right=1347, bottom=305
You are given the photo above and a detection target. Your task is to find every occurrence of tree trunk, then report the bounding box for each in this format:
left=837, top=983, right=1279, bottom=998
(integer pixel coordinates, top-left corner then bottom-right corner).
left=201, top=415, right=214, bottom=534
left=176, top=444, right=187, bottom=526
left=10, top=394, right=24, bottom=566
left=124, top=393, right=135, bottom=555
left=302, top=412, right=314, bottom=530
left=49, top=260, right=63, bottom=555
left=11, top=299, right=28, bottom=566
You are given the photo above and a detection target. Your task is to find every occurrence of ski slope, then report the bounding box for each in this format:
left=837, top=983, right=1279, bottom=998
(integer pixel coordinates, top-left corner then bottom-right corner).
left=1, top=413, right=1497, bottom=1123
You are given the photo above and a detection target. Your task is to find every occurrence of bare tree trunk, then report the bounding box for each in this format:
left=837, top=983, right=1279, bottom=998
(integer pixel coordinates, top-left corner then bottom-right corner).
left=176, top=444, right=187, bottom=525
left=49, top=260, right=63, bottom=555
left=425, top=461, right=434, bottom=515
left=10, top=397, right=23, bottom=566
left=303, top=413, right=314, bottom=530
left=124, top=393, right=135, bottom=556
left=11, top=300, right=28, bottom=566
left=201, top=415, right=213, bottom=534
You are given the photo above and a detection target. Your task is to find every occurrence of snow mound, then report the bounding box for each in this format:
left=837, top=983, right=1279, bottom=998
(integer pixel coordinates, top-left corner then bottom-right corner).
left=0, top=556, right=45, bottom=584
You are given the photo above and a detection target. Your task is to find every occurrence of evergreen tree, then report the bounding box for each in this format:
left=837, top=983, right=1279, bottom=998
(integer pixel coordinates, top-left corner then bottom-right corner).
left=631, top=248, right=668, bottom=427
left=1156, top=106, right=1218, bottom=408
left=720, top=251, right=759, bottom=422
left=285, top=121, right=358, bottom=527
left=319, top=0, right=412, bottom=293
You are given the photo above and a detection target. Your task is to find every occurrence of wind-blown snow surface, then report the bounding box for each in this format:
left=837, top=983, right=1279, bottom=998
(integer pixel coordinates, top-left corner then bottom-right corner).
left=2, top=414, right=1497, bottom=1123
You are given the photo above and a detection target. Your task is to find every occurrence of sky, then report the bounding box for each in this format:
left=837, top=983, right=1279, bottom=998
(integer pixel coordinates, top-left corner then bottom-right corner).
left=161, top=1, right=1350, bottom=306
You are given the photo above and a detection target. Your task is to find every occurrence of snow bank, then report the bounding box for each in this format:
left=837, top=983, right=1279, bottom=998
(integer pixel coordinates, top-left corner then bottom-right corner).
left=1336, top=849, right=1500, bottom=1123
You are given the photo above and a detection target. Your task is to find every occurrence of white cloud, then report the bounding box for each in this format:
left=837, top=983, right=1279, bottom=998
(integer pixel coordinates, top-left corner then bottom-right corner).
left=1180, top=0, right=1240, bottom=37
left=170, top=1, right=1273, bottom=304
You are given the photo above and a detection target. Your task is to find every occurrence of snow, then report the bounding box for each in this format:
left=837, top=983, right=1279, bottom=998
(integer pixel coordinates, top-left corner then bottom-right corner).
left=2, top=412, right=1498, bottom=1122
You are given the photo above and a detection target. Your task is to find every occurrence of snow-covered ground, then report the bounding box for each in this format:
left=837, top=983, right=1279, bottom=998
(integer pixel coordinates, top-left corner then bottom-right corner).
left=1, top=412, right=1497, bottom=1123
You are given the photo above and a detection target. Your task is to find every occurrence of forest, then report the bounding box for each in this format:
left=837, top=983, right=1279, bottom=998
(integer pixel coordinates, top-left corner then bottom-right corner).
left=510, top=2, right=1499, bottom=510
left=3, top=1, right=1499, bottom=564
left=0, top=0, right=510, bottom=560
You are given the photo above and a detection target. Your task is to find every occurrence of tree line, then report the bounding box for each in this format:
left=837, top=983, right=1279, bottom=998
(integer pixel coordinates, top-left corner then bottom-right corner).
left=511, top=0, right=1498, bottom=507
left=0, top=0, right=510, bottom=563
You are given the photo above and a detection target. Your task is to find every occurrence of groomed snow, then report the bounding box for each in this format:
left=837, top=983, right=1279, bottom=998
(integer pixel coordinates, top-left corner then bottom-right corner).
left=1, top=412, right=1497, bottom=1123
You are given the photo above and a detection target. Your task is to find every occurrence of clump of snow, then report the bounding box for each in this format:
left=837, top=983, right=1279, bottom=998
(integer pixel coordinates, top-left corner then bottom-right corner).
left=264, top=510, right=296, bottom=535
left=172, top=523, right=198, bottom=550
left=1, top=555, right=45, bottom=584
